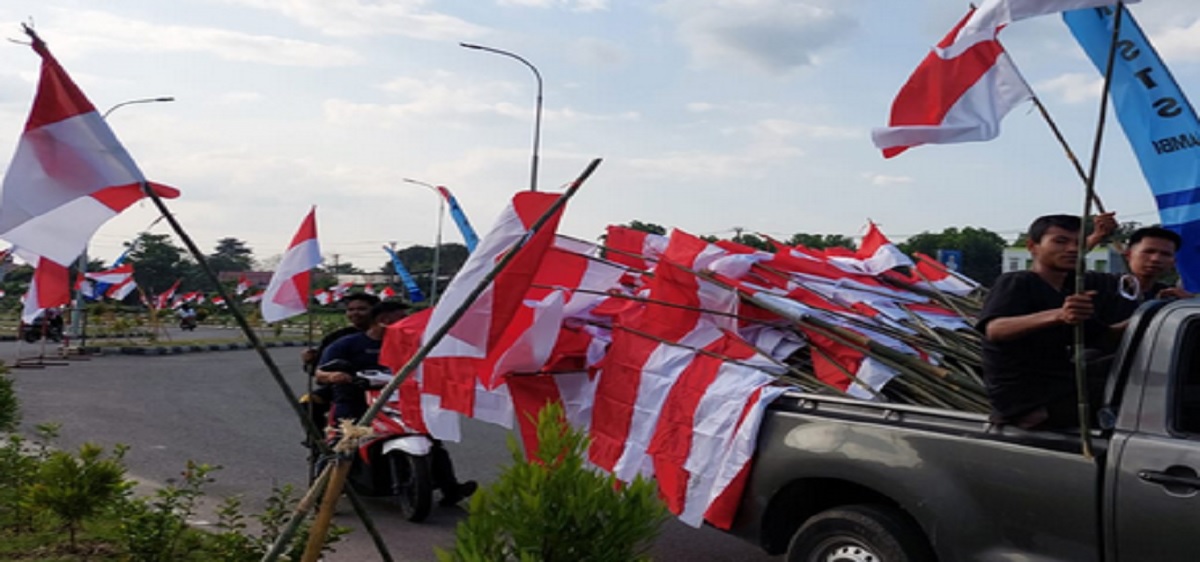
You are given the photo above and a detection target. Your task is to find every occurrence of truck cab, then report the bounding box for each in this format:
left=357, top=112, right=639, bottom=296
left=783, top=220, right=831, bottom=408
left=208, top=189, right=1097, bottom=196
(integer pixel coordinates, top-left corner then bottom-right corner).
left=729, top=299, right=1200, bottom=561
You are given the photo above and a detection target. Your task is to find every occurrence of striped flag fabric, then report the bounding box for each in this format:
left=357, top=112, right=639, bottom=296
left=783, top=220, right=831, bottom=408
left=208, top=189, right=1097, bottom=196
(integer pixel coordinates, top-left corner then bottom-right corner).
left=155, top=279, right=181, bottom=310
left=872, top=8, right=1032, bottom=158
left=0, top=31, right=180, bottom=267
left=437, top=186, right=480, bottom=252
left=21, top=254, right=71, bottom=323
left=261, top=207, right=319, bottom=323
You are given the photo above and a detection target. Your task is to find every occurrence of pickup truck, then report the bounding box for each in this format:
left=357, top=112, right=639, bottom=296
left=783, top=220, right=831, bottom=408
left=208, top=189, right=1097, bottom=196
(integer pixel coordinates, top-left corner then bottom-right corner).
left=728, top=298, right=1200, bottom=562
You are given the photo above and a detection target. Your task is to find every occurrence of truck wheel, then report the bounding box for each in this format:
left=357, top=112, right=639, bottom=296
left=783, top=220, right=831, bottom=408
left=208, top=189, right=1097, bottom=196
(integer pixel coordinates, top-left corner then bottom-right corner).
left=787, top=504, right=934, bottom=562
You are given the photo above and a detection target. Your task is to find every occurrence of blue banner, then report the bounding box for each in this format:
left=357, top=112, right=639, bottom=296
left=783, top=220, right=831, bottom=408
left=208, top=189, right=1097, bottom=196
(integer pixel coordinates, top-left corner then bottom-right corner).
left=438, top=186, right=479, bottom=252
left=383, top=245, right=426, bottom=302
left=1065, top=5, right=1200, bottom=290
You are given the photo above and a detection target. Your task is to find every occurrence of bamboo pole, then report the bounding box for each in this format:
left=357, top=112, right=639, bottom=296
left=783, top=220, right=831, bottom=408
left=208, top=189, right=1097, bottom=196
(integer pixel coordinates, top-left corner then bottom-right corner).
left=300, top=460, right=352, bottom=562
left=1073, top=2, right=1126, bottom=460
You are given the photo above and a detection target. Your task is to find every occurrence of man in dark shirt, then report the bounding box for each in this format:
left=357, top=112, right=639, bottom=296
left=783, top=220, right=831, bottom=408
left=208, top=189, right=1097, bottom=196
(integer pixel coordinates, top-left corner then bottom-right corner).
left=1113, top=227, right=1192, bottom=320
left=978, top=214, right=1126, bottom=429
left=300, top=293, right=380, bottom=427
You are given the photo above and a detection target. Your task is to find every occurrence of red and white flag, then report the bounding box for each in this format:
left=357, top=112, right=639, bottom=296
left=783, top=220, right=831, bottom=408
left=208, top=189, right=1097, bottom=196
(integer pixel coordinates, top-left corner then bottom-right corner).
left=378, top=286, right=396, bottom=300
left=261, top=207, right=320, bottom=323
left=211, top=295, right=226, bottom=307
left=0, top=33, right=179, bottom=266
left=235, top=273, right=250, bottom=296
left=911, top=252, right=980, bottom=296
left=155, top=279, right=181, bottom=309
left=871, top=8, right=1032, bottom=158
left=362, top=284, right=376, bottom=296
left=419, top=192, right=568, bottom=434
left=106, top=277, right=137, bottom=301
left=826, top=223, right=914, bottom=275
left=84, top=263, right=133, bottom=286
left=21, top=254, right=71, bottom=323
left=956, top=0, right=1141, bottom=44
left=244, top=290, right=264, bottom=304
left=314, top=288, right=333, bottom=306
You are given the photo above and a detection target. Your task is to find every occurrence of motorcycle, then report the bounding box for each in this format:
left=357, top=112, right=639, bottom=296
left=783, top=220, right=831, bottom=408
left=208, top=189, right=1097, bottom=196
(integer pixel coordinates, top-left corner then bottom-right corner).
left=20, top=315, right=64, bottom=343
left=311, top=362, right=436, bottom=522
left=179, top=316, right=198, bottom=331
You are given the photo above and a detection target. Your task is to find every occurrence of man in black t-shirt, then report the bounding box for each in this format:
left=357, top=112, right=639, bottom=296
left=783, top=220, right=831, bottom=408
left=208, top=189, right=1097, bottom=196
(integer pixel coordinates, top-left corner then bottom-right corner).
left=1113, top=227, right=1192, bottom=321
left=300, top=293, right=379, bottom=427
left=978, top=214, right=1126, bottom=429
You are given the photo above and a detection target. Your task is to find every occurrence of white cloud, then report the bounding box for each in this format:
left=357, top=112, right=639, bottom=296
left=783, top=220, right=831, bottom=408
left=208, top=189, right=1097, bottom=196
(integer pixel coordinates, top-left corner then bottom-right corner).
left=686, top=102, right=717, bottom=113
left=323, top=74, right=639, bottom=127
left=658, top=0, right=857, bottom=73
left=862, top=173, right=912, bottom=187
left=1036, top=72, right=1101, bottom=104
left=628, top=144, right=804, bottom=180
left=32, top=11, right=360, bottom=67
left=1151, top=17, right=1200, bottom=63
left=220, top=0, right=489, bottom=39
left=755, top=118, right=861, bottom=140
left=497, top=0, right=609, bottom=12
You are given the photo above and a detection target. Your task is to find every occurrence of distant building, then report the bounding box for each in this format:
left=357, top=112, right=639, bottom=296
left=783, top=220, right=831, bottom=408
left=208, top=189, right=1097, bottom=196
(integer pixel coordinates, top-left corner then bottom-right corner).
left=1001, top=247, right=1127, bottom=274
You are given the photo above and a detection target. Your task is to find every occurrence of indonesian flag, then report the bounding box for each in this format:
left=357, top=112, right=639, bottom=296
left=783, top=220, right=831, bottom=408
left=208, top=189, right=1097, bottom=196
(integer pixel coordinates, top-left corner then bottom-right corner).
left=261, top=207, right=320, bottom=323
left=826, top=223, right=914, bottom=275
left=106, top=277, right=137, bottom=301
left=911, top=252, right=980, bottom=296
left=244, top=290, right=264, bottom=304
left=419, top=192, right=568, bottom=432
left=21, top=254, right=71, bottom=323
left=363, top=284, right=376, bottom=296
left=331, top=281, right=353, bottom=298
left=957, top=0, right=1141, bottom=44
left=604, top=225, right=667, bottom=272
left=314, top=288, right=333, bottom=305
left=211, top=295, right=226, bottom=307
left=155, top=279, right=181, bottom=309
left=378, top=286, right=396, bottom=300
left=235, top=273, right=250, bottom=296
left=871, top=8, right=1032, bottom=158
left=84, top=263, right=133, bottom=286
left=0, top=32, right=180, bottom=266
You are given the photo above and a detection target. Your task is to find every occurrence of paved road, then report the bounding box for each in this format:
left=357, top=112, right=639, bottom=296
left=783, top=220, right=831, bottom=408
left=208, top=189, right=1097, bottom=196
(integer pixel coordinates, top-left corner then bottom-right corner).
left=10, top=345, right=780, bottom=561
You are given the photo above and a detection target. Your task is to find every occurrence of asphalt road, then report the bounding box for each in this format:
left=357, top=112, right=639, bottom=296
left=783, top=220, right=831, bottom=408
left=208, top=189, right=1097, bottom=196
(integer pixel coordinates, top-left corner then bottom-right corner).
left=9, top=335, right=780, bottom=561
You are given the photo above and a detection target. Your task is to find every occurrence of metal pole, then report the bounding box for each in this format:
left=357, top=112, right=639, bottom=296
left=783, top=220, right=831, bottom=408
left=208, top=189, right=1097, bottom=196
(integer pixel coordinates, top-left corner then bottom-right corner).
left=402, top=178, right=447, bottom=302
left=459, top=43, right=543, bottom=192
left=71, top=97, right=175, bottom=348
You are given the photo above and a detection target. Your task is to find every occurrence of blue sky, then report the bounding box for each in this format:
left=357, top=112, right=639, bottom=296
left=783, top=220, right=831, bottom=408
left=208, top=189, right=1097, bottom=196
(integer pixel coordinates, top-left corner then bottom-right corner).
left=0, top=0, right=1197, bottom=271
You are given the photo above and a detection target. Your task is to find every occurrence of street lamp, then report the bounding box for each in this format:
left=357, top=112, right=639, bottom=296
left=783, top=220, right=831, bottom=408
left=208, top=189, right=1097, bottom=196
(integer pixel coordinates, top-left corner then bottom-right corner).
left=459, top=43, right=542, bottom=192
left=402, top=178, right=446, bottom=303
left=71, top=96, right=175, bottom=347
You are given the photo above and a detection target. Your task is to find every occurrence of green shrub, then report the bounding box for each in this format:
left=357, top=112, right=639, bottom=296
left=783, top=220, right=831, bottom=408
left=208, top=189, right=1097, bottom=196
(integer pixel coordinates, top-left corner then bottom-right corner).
left=210, top=483, right=349, bottom=561
left=0, top=370, right=17, bottom=432
left=438, top=402, right=668, bottom=562
left=27, top=442, right=130, bottom=550
left=115, top=461, right=215, bottom=562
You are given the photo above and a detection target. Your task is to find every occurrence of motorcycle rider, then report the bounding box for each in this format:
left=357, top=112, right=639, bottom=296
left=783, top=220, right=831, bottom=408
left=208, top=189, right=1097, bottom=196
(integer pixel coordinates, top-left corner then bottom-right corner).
left=316, top=300, right=477, bottom=505
left=177, top=303, right=198, bottom=330
left=300, top=293, right=379, bottom=427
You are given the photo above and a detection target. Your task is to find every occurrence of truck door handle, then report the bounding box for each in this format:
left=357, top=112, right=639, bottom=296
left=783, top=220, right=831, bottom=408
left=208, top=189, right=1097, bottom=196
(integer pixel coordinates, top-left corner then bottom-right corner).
left=1138, top=468, right=1200, bottom=491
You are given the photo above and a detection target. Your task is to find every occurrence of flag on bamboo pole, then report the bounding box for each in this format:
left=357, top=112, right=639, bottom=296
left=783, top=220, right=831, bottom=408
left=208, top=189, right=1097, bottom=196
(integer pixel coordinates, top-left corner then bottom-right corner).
left=958, top=0, right=1141, bottom=44
left=872, top=8, right=1032, bottom=158
left=1064, top=5, right=1200, bottom=291
left=911, top=252, right=980, bottom=295
left=0, top=30, right=180, bottom=267
left=106, top=277, right=136, bottom=301
left=419, top=191, right=569, bottom=432
left=437, top=186, right=480, bottom=252
left=382, top=245, right=425, bottom=302
left=211, top=295, right=226, bottom=307
left=363, top=284, right=376, bottom=296
left=378, top=286, right=396, bottom=300
left=825, top=222, right=913, bottom=275
left=20, top=254, right=70, bottom=323
left=155, top=279, right=181, bottom=309
left=84, top=263, right=133, bottom=286
left=244, top=290, right=264, bottom=304
left=261, top=207, right=319, bottom=323
left=235, top=273, right=250, bottom=296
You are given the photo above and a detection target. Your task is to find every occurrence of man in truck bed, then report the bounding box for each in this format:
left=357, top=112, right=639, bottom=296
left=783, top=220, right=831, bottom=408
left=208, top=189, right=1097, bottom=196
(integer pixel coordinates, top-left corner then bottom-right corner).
left=978, top=214, right=1126, bottom=430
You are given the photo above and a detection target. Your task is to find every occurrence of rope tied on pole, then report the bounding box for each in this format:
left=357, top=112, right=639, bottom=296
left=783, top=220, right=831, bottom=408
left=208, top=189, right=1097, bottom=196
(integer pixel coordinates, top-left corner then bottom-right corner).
left=332, top=420, right=375, bottom=454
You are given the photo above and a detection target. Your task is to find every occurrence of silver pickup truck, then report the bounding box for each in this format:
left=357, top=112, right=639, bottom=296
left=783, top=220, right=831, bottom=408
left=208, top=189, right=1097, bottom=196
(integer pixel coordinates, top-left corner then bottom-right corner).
left=728, top=298, right=1200, bottom=562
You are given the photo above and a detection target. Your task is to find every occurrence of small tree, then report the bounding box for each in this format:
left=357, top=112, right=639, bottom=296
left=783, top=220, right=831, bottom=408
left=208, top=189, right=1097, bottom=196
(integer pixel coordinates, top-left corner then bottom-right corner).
left=27, top=443, right=129, bottom=550
left=438, top=403, right=667, bottom=562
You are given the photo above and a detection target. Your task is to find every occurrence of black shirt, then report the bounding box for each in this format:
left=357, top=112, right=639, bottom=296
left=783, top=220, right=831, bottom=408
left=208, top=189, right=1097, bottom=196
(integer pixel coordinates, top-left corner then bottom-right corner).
left=977, top=271, right=1122, bottom=421
left=1112, top=279, right=1171, bottom=322
left=307, top=325, right=360, bottom=374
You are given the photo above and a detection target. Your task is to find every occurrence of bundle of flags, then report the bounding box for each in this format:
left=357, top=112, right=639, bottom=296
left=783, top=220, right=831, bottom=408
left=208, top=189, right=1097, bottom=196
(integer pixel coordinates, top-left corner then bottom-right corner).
left=370, top=189, right=987, bottom=530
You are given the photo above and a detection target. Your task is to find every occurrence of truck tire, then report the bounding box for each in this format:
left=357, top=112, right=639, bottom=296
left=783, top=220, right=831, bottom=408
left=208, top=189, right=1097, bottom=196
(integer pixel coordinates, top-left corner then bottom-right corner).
left=787, top=504, right=934, bottom=562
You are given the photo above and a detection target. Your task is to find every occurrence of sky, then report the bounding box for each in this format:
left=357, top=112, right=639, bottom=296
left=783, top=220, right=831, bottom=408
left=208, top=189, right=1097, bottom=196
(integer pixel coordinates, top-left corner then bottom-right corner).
left=0, top=0, right=1197, bottom=271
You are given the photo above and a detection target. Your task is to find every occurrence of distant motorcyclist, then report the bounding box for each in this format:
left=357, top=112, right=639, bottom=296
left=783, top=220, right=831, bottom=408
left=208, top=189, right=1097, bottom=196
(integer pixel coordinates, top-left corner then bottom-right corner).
left=177, top=303, right=198, bottom=330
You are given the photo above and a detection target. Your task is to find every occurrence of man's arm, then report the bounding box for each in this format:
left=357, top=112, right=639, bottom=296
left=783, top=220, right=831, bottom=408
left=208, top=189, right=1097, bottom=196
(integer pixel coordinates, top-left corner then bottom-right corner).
left=314, top=338, right=354, bottom=385
left=1085, top=211, right=1117, bottom=251
left=986, top=291, right=1096, bottom=342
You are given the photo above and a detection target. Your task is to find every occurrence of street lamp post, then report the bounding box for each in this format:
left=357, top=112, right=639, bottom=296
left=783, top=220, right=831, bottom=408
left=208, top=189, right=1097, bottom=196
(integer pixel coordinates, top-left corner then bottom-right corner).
left=71, top=96, right=175, bottom=347
left=459, top=43, right=542, bottom=192
left=402, top=178, right=446, bottom=303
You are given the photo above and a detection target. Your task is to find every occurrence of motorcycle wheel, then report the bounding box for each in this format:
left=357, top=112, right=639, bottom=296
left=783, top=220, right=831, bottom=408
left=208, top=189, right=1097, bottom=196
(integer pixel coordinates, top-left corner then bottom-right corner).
left=386, top=452, right=433, bottom=522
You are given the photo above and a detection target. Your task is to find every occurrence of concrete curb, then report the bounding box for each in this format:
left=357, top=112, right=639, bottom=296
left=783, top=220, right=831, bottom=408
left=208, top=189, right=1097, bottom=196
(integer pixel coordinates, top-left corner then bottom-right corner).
left=77, top=340, right=305, bottom=356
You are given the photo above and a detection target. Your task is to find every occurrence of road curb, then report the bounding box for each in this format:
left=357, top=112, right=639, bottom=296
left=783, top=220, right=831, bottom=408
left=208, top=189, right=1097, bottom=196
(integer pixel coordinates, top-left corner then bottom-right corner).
left=77, top=340, right=306, bottom=356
